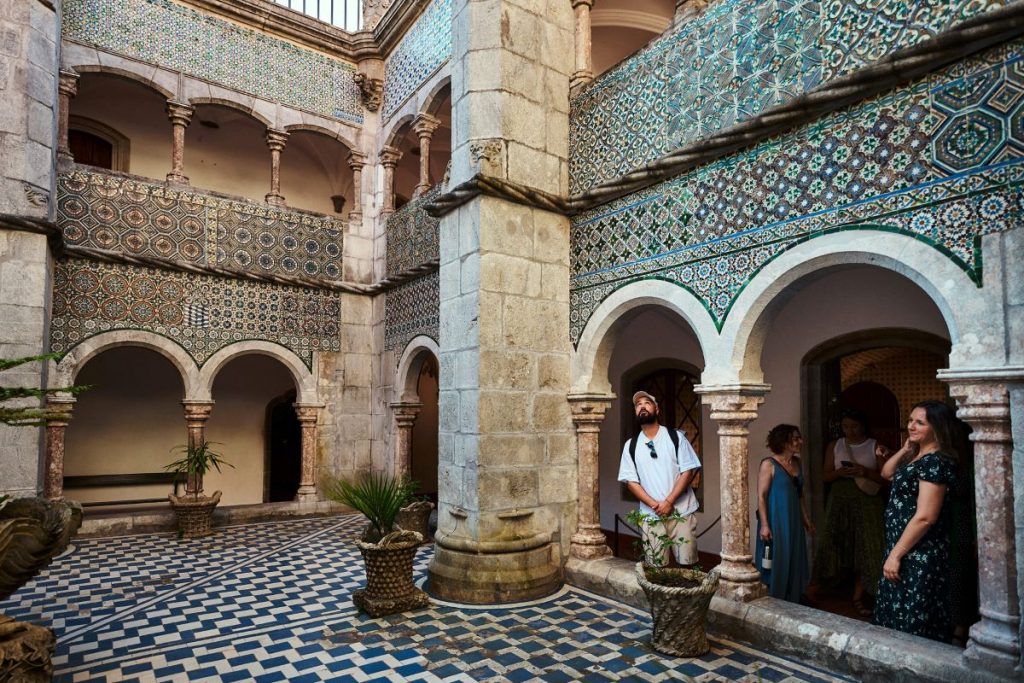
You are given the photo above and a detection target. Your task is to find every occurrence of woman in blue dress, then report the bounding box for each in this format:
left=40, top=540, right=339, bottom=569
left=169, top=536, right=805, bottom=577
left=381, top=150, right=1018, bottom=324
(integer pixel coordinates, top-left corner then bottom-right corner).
left=755, top=424, right=815, bottom=603
left=873, top=400, right=957, bottom=641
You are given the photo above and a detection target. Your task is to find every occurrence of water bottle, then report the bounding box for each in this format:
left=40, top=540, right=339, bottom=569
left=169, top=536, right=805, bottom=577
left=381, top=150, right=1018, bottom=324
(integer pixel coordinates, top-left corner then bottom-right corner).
left=762, top=542, right=772, bottom=570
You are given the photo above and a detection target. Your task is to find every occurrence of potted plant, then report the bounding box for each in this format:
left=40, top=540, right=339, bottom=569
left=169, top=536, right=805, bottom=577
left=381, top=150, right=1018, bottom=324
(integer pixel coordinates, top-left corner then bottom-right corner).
left=628, top=509, right=720, bottom=657
left=395, top=481, right=433, bottom=542
left=165, top=440, right=232, bottom=539
left=324, top=472, right=429, bottom=617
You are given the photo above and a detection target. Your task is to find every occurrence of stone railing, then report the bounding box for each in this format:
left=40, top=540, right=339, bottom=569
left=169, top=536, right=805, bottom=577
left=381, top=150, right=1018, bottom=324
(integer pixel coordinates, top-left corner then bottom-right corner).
left=385, top=184, right=442, bottom=277
left=56, top=166, right=345, bottom=283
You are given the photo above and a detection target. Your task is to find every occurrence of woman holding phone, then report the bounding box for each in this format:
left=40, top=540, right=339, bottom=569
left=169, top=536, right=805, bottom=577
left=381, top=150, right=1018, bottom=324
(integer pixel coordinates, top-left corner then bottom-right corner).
left=873, top=400, right=958, bottom=642
left=808, top=409, right=886, bottom=617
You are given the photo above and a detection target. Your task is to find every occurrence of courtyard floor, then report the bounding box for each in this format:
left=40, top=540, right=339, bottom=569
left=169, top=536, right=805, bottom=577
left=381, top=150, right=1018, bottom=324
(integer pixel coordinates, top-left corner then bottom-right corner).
left=2, top=515, right=854, bottom=682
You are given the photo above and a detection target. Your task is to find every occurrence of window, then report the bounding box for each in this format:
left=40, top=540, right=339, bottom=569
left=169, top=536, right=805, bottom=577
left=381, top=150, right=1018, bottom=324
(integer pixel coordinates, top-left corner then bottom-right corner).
left=272, top=0, right=363, bottom=32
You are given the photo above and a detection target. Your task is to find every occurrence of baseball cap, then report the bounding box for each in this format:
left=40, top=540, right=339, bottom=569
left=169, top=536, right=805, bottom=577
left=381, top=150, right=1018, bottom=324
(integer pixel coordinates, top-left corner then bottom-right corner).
left=632, top=391, right=658, bottom=407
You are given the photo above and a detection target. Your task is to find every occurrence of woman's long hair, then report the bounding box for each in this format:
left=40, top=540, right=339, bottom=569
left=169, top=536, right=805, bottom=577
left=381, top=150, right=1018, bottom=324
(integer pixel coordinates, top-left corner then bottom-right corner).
left=913, top=400, right=959, bottom=462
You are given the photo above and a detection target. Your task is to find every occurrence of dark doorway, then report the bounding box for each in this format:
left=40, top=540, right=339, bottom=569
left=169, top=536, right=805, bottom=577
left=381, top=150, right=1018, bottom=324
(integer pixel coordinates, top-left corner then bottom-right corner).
left=837, top=381, right=901, bottom=452
left=265, top=389, right=301, bottom=502
left=69, top=129, right=113, bottom=169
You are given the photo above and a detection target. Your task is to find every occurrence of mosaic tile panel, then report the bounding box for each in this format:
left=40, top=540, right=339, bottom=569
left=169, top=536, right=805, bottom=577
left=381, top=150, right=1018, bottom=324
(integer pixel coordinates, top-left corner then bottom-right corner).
left=385, top=185, right=442, bottom=276
left=51, top=258, right=342, bottom=366
left=384, top=272, right=439, bottom=354
left=569, top=42, right=1024, bottom=342
left=569, top=0, right=1009, bottom=194
left=57, top=168, right=345, bottom=281
left=62, top=0, right=362, bottom=123
left=381, top=0, right=451, bottom=120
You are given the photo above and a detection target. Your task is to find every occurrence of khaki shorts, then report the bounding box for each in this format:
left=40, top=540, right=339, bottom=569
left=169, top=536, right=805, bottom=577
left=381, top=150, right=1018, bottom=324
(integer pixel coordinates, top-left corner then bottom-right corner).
left=641, top=514, right=698, bottom=566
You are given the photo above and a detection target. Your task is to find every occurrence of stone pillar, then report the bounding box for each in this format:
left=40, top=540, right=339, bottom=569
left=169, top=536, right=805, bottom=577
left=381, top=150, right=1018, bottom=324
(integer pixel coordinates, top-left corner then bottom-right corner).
left=295, top=403, right=322, bottom=502
left=57, top=69, right=79, bottom=161
left=379, top=145, right=402, bottom=217
left=42, top=396, right=75, bottom=499
left=697, top=385, right=770, bottom=601
left=427, top=0, right=574, bottom=605
left=390, top=401, right=422, bottom=481
left=568, top=393, right=614, bottom=559
left=165, top=101, right=194, bottom=185
left=942, top=374, right=1022, bottom=677
left=412, top=113, right=441, bottom=198
left=265, top=128, right=289, bottom=206
left=570, top=0, right=594, bottom=93
left=347, top=150, right=367, bottom=223
left=181, top=400, right=214, bottom=495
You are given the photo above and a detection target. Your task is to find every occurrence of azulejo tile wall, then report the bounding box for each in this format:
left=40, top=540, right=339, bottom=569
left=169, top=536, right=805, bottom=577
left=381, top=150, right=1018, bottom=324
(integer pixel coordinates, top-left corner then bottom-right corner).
left=569, top=42, right=1024, bottom=344
left=381, top=0, right=451, bottom=121
left=384, top=272, right=439, bottom=354
left=62, top=0, right=362, bottom=123
left=385, top=185, right=441, bottom=276
left=570, top=0, right=1009, bottom=195
left=51, top=259, right=342, bottom=366
left=58, top=168, right=345, bottom=281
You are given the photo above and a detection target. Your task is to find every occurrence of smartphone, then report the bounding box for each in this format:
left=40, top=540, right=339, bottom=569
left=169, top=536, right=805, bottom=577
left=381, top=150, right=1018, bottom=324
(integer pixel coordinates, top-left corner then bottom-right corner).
left=840, top=460, right=854, bottom=468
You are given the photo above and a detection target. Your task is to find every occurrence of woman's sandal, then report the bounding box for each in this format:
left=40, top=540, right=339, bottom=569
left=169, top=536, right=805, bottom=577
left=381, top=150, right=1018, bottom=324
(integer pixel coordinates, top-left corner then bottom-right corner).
left=852, top=598, right=872, bottom=618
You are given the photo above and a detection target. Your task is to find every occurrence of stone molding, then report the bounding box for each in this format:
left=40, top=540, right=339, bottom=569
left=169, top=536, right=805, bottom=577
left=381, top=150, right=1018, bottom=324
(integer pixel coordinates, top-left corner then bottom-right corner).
left=424, top=173, right=571, bottom=219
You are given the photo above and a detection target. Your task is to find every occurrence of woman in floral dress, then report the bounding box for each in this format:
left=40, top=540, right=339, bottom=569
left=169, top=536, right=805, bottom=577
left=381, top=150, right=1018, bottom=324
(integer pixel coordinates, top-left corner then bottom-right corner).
left=873, top=400, right=957, bottom=642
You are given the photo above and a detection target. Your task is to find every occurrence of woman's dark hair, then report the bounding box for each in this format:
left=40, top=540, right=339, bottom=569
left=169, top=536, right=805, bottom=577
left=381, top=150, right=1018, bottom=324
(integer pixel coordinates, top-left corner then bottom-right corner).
left=766, top=424, right=801, bottom=454
left=839, top=407, right=871, bottom=436
left=912, top=400, right=959, bottom=462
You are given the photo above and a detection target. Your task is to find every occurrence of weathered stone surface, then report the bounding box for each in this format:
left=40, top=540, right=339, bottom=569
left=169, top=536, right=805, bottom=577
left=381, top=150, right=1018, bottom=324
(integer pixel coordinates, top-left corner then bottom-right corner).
left=0, top=616, right=54, bottom=683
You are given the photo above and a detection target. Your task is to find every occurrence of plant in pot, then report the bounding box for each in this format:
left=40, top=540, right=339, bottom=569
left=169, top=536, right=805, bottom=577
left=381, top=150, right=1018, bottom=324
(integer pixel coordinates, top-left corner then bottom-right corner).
left=165, top=440, right=232, bottom=539
left=324, top=472, right=430, bottom=617
left=628, top=508, right=720, bottom=657
left=395, top=480, right=433, bottom=542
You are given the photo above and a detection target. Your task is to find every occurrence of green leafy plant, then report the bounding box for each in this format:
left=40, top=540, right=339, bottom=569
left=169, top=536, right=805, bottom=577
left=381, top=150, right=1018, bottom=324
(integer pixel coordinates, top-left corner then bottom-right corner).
left=626, top=508, right=692, bottom=569
left=165, top=440, right=233, bottom=499
left=0, top=353, right=89, bottom=426
left=323, top=472, right=416, bottom=541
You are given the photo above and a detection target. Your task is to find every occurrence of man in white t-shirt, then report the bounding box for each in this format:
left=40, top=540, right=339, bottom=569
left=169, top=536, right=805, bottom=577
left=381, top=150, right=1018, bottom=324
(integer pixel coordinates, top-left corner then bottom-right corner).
left=618, top=390, right=702, bottom=566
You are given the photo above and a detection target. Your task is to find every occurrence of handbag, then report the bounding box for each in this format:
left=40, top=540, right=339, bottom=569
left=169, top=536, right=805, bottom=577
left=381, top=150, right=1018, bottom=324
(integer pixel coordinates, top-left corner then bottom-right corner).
left=845, top=440, right=880, bottom=496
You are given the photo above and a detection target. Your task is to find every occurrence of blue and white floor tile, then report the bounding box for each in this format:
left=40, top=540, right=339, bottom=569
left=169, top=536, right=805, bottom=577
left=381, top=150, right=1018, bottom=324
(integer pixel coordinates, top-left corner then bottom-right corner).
left=0, top=516, right=853, bottom=682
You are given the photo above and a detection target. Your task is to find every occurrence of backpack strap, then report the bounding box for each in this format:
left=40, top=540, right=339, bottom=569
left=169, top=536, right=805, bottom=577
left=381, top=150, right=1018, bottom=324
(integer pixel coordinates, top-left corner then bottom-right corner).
left=630, top=428, right=683, bottom=468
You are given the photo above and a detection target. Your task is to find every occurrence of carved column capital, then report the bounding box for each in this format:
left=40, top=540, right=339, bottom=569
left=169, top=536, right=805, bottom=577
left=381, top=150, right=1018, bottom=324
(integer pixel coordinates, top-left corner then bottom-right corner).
left=353, top=71, right=383, bottom=112
left=58, top=69, right=79, bottom=98
left=695, top=384, right=770, bottom=427
left=265, top=128, right=290, bottom=152
left=567, top=393, right=614, bottom=430
left=379, top=145, right=402, bottom=169
left=571, top=0, right=594, bottom=7
left=166, top=100, right=194, bottom=127
left=347, top=150, right=368, bottom=171
left=413, top=112, right=442, bottom=139
left=182, top=399, right=214, bottom=424
left=391, top=401, right=423, bottom=426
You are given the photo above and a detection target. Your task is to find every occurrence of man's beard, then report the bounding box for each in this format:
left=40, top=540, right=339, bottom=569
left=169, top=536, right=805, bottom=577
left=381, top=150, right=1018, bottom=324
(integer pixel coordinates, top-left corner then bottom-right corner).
left=637, top=412, right=658, bottom=426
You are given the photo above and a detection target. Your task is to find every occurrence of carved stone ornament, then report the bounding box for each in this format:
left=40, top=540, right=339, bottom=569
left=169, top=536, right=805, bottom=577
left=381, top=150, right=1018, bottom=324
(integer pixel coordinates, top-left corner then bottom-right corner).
left=353, top=72, right=383, bottom=112
left=469, top=139, right=505, bottom=177
left=22, top=184, right=48, bottom=208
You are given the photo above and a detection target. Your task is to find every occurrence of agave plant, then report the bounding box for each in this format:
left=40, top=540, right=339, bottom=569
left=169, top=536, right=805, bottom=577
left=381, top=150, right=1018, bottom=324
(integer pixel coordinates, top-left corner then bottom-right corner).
left=164, top=440, right=233, bottom=499
left=323, top=473, right=416, bottom=541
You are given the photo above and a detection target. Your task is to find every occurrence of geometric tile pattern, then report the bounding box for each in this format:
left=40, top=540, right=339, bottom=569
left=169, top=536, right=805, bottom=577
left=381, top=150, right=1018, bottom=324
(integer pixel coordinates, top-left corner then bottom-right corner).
left=384, top=272, right=439, bottom=354
left=569, top=0, right=1008, bottom=194
left=569, top=42, right=1024, bottom=342
left=382, top=0, right=452, bottom=121
left=62, top=0, right=362, bottom=123
left=50, top=258, right=342, bottom=366
left=0, top=517, right=855, bottom=683
left=386, top=185, right=442, bottom=276
left=58, top=168, right=345, bottom=282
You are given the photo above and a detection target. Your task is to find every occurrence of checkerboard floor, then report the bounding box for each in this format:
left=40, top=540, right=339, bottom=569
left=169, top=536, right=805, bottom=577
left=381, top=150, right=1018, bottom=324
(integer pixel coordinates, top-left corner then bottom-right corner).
left=1, top=516, right=854, bottom=682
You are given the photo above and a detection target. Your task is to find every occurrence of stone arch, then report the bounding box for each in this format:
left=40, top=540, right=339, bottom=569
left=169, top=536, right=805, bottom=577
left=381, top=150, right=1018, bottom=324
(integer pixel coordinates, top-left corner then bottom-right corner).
left=395, top=335, right=440, bottom=402
left=71, top=65, right=175, bottom=100
left=282, top=123, right=357, bottom=153
left=196, top=341, right=318, bottom=403
left=187, top=97, right=274, bottom=128
left=54, top=330, right=199, bottom=396
left=421, top=76, right=452, bottom=117
left=383, top=113, right=416, bottom=149
left=722, top=229, right=994, bottom=385
left=571, top=278, right=720, bottom=395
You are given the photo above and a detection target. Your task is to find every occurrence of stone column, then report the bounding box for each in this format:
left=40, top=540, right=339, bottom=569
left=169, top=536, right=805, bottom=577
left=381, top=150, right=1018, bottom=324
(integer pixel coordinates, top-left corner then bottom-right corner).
left=942, top=374, right=1022, bottom=677
left=568, top=393, right=614, bottom=559
left=379, top=145, right=402, bottom=217
left=42, top=396, right=75, bottom=499
left=412, top=113, right=441, bottom=198
left=294, top=403, right=322, bottom=502
left=57, top=69, right=79, bottom=161
left=181, top=400, right=214, bottom=495
left=697, top=385, right=770, bottom=601
left=570, top=0, right=594, bottom=93
left=390, top=401, right=422, bottom=481
left=347, top=150, right=367, bottom=223
left=265, top=128, right=289, bottom=206
left=165, top=101, right=194, bottom=185
left=427, top=0, right=574, bottom=605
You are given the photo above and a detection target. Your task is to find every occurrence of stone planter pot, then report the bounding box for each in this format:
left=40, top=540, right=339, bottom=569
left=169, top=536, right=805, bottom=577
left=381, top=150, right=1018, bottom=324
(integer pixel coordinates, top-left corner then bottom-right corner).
left=395, top=500, right=434, bottom=541
left=635, top=563, right=719, bottom=657
left=353, top=530, right=430, bottom=617
left=168, top=491, right=221, bottom=539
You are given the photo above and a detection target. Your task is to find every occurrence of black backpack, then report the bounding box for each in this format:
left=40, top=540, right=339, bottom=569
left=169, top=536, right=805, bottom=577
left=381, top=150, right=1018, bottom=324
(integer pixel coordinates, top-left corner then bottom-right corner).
left=629, top=428, right=701, bottom=490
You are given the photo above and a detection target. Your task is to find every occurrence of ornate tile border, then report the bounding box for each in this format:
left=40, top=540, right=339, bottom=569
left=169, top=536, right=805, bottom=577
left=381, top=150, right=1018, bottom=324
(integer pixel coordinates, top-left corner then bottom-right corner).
left=62, top=0, right=362, bottom=123
left=381, top=0, right=452, bottom=121
left=384, top=272, right=439, bottom=354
